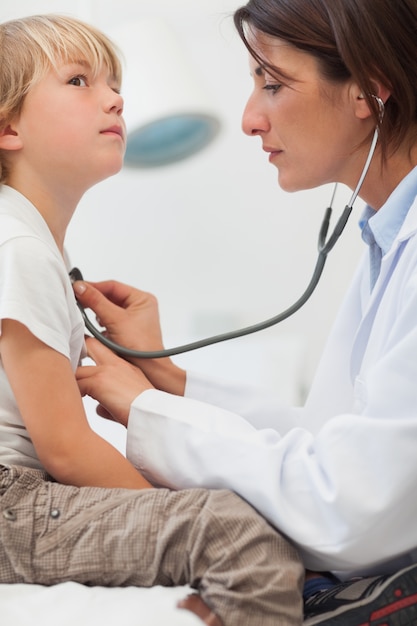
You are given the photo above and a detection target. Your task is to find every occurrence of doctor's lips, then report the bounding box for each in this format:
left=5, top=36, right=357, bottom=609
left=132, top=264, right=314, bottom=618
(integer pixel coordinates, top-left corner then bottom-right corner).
left=263, top=146, right=283, bottom=161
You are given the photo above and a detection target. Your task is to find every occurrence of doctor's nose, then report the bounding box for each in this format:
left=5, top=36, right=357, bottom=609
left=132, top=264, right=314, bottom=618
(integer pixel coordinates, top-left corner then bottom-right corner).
left=242, top=95, right=270, bottom=136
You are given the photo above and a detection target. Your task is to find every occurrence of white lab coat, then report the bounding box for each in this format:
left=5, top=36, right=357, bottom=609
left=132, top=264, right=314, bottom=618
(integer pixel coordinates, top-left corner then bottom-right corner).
left=126, top=194, right=417, bottom=577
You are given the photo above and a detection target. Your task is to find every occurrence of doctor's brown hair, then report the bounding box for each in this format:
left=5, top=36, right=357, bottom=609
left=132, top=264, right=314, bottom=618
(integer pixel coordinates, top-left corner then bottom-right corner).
left=234, top=0, right=417, bottom=158
left=0, top=14, right=122, bottom=185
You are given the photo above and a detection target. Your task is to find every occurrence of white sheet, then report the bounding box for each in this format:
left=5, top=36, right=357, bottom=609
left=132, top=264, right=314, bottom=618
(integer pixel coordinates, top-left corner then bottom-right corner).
left=0, top=583, right=201, bottom=625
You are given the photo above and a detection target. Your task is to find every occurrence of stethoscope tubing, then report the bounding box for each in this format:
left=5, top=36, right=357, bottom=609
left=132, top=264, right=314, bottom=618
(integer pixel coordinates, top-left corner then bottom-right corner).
left=73, top=127, right=379, bottom=359
left=76, top=248, right=327, bottom=358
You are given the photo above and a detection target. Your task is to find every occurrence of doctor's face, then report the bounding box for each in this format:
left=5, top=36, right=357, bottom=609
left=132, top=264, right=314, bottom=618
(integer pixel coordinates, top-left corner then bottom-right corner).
left=242, top=34, right=371, bottom=193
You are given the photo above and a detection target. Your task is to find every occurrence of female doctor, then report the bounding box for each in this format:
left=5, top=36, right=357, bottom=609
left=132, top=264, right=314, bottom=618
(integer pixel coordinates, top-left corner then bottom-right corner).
left=75, top=0, right=417, bottom=622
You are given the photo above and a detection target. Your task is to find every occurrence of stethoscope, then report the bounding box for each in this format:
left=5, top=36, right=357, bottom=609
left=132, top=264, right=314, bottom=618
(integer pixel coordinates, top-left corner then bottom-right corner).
left=71, top=120, right=381, bottom=359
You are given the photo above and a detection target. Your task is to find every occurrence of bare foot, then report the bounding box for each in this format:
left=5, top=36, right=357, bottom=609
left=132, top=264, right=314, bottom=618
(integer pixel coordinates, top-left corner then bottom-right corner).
left=177, top=593, right=223, bottom=626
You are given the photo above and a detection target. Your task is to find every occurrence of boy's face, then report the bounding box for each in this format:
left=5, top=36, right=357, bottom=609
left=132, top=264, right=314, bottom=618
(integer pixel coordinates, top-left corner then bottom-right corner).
left=11, top=60, right=126, bottom=192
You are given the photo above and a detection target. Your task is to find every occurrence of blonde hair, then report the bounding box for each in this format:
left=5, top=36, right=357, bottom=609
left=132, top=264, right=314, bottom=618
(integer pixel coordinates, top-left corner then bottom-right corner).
left=0, top=14, right=122, bottom=183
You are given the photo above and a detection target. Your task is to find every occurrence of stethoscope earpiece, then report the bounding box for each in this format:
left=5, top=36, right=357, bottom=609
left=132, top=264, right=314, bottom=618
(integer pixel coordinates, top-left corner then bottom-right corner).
left=358, top=93, right=385, bottom=123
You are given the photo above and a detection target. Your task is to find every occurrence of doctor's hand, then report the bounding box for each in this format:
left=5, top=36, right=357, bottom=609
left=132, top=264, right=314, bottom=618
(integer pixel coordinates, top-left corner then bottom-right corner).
left=73, top=279, right=186, bottom=396
left=76, top=337, right=153, bottom=427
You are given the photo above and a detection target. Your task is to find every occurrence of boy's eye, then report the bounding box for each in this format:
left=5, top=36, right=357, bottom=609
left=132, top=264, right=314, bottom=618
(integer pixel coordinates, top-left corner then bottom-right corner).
left=68, top=75, right=88, bottom=87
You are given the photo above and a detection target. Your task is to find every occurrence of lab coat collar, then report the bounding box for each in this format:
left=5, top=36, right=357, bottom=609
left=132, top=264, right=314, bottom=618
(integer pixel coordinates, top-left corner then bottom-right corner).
left=360, top=165, right=417, bottom=257
left=350, top=173, right=417, bottom=380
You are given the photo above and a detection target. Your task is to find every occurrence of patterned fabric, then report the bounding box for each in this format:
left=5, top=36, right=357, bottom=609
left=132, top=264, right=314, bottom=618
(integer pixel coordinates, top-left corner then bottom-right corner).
left=0, top=465, right=304, bottom=626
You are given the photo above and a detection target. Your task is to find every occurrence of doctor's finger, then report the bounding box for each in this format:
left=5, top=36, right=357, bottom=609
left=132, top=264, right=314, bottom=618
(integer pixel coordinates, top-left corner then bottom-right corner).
left=75, top=364, right=99, bottom=391
left=83, top=336, right=123, bottom=365
left=96, top=404, right=114, bottom=420
left=90, top=280, right=158, bottom=316
left=73, top=280, right=126, bottom=323
left=75, top=362, right=124, bottom=398
left=75, top=363, right=104, bottom=397
left=88, top=280, right=145, bottom=308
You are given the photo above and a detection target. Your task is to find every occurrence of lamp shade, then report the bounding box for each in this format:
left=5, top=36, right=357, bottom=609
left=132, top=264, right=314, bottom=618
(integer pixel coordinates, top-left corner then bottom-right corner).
left=112, top=19, right=221, bottom=168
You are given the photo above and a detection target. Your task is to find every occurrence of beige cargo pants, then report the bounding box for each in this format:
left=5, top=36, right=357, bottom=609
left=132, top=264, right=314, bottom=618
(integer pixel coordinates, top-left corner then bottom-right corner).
left=0, top=465, right=303, bottom=625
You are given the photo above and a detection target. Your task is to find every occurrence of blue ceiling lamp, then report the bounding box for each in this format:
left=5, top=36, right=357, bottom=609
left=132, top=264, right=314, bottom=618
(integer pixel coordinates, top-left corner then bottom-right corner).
left=113, top=19, right=221, bottom=168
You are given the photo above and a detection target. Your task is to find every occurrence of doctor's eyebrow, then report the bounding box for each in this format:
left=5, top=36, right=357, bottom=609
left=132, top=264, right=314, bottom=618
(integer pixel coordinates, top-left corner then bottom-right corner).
left=253, top=63, right=292, bottom=83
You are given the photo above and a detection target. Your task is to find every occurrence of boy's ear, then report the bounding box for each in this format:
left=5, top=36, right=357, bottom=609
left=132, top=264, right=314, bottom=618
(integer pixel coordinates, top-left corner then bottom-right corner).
left=0, top=124, right=23, bottom=151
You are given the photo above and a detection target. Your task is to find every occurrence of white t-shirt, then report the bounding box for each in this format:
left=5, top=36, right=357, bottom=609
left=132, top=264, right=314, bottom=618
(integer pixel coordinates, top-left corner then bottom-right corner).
left=0, top=185, right=85, bottom=469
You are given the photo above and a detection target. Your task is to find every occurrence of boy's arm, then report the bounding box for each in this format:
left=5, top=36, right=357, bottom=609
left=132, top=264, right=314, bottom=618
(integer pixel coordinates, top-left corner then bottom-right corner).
left=0, top=318, right=152, bottom=489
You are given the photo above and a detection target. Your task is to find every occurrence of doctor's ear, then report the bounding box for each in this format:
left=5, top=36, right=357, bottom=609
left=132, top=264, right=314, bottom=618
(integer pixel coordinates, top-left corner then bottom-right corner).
left=0, top=123, right=22, bottom=151
left=354, top=83, right=391, bottom=121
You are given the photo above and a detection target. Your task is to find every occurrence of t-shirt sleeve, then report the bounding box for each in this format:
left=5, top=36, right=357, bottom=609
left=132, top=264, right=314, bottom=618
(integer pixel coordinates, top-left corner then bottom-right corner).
left=0, top=236, right=73, bottom=359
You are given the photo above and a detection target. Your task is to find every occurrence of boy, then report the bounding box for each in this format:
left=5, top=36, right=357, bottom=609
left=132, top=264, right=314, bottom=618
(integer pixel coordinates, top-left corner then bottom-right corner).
left=0, top=14, right=303, bottom=626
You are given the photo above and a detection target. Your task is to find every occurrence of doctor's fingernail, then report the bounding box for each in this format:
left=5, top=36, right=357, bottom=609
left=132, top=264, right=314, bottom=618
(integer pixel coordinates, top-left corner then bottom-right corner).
left=73, top=281, right=87, bottom=295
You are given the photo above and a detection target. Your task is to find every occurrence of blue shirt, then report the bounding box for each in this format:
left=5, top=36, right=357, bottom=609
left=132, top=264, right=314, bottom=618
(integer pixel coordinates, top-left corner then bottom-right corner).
left=359, top=165, right=417, bottom=290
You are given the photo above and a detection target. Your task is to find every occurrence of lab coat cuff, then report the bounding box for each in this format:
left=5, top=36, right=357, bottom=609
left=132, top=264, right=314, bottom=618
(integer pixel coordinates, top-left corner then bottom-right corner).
left=126, top=388, right=258, bottom=488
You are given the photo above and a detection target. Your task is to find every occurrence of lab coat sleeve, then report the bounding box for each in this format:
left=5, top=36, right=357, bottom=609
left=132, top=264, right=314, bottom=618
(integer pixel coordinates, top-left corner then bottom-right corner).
left=126, top=250, right=417, bottom=574
left=126, top=226, right=417, bottom=574
left=184, top=369, right=303, bottom=433
left=126, top=388, right=417, bottom=573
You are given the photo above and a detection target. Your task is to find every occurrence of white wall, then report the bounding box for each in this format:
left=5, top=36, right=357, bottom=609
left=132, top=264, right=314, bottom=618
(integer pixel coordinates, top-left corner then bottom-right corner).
left=1, top=0, right=366, bottom=406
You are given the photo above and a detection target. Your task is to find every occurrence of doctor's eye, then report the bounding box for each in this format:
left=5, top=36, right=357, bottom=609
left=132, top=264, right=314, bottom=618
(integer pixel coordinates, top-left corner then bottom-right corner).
left=263, top=83, right=282, bottom=95
left=68, top=74, right=88, bottom=87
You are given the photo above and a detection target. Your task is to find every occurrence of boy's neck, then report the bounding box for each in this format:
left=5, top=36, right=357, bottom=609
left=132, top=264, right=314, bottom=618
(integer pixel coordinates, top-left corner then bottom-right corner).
left=6, top=173, right=82, bottom=255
